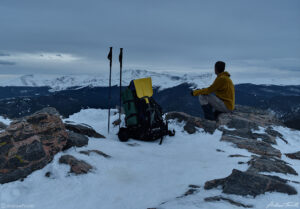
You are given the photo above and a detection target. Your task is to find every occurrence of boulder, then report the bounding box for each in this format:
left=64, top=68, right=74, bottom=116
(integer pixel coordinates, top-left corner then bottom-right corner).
left=0, top=108, right=68, bottom=184
left=64, top=122, right=105, bottom=138
left=247, top=155, right=298, bottom=175
left=59, top=155, right=93, bottom=174
left=285, top=151, right=300, bottom=160
left=204, top=169, right=297, bottom=197
left=63, top=131, right=89, bottom=150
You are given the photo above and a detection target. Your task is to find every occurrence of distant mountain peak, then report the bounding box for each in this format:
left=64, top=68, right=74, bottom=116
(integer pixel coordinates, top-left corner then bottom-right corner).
left=0, top=69, right=213, bottom=91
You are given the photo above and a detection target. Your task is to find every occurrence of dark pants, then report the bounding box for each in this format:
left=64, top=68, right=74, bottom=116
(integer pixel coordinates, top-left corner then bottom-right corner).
left=199, top=94, right=230, bottom=120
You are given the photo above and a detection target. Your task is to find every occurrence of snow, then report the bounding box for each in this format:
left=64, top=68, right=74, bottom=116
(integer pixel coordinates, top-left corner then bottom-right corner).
left=0, top=116, right=11, bottom=126
left=0, top=70, right=213, bottom=92
left=0, top=109, right=300, bottom=209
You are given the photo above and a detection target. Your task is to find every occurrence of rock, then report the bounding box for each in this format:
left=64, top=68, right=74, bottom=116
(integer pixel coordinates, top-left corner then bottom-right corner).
left=63, top=131, right=89, bottom=150
left=112, top=119, right=121, bottom=127
left=252, top=132, right=277, bottom=144
left=222, top=128, right=277, bottom=145
left=166, top=106, right=281, bottom=136
left=247, top=155, right=298, bottom=175
left=265, top=127, right=288, bottom=144
left=45, top=171, right=52, bottom=178
left=127, top=143, right=140, bottom=147
left=33, top=107, right=61, bottom=117
left=183, top=121, right=197, bottom=134
left=79, top=149, right=111, bottom=158
left=188, top=184, right=201, bottom=188
left=59, top=155, right=93, bottom=174
left=285, top=151, right=300, bottom=160
left=0, top=108, right=68, bottom=184
left=204, top=196, right=253, bottom=208
left=0, top=121, right=8, bottom=130
left=176, top=185, right=200, bottom=199
left=228, top=154, right=248, bottom=158
left=217, top=105, right=282, bottom=129
left=216, top=149, right=225, bottom=152
left=64, top=122, right=105, bottom=138
left=166, top=112, right=217, bottom=134
left=221, top=134, right=281, bottom=158
left=204, top=169, right=297, bottom=197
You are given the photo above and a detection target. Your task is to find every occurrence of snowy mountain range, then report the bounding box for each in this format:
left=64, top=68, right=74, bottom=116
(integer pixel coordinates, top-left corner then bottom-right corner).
left=0, top=69, right=299, bottom=130
left=0, top=70, right=213, bottom=91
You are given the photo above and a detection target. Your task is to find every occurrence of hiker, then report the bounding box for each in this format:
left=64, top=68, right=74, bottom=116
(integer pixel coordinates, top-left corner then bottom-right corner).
left=191, top=61, right=235, bottom=120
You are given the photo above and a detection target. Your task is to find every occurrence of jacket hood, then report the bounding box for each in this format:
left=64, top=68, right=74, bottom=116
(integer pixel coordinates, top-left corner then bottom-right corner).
left=218, top=71, right=231, bottom=77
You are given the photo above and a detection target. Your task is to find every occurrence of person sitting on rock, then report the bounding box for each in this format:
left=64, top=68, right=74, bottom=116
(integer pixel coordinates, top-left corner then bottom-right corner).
left=191, top=61, right=235, bottom=120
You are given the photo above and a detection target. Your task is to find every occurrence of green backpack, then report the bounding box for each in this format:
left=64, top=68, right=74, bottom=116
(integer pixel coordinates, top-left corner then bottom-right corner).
left=121, top=88, right=138, bottom=127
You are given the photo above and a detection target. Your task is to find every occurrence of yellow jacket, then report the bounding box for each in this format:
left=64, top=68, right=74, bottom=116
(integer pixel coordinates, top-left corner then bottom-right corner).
left=192, top=71, right=235, bottom=110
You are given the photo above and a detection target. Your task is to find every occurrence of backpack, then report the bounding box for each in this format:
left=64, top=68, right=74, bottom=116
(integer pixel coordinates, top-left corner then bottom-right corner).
left=118, top=77, right=175, bottom=143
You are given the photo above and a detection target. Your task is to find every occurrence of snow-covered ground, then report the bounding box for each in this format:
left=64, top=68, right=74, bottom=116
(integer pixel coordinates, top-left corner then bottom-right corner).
left=0, top=109, right=300, bottom=209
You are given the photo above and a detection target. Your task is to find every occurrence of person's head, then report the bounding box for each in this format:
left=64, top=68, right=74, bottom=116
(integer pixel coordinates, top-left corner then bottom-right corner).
left=214, top=61, right=225, bottom=75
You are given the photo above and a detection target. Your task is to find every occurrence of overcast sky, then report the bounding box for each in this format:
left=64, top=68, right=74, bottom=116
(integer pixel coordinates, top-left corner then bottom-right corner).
left=0, top=0, right=299, bottom=83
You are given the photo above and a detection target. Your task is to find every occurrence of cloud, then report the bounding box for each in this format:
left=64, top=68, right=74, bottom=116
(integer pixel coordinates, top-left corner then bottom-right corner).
left=0, top=0, right=299, bottom=84
left=0, top=60, right=15, bottom=65
left=0, top=52, right=10, bottom=56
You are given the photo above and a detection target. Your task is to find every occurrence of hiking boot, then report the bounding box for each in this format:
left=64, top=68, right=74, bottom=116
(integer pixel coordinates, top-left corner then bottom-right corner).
left=214, top=110, right=223, bottom=121
left=201, top=104, right=214, bottom=120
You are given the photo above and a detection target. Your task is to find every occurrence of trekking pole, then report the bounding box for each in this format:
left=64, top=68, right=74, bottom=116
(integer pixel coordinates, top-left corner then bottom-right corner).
left=107, top=47, right=113, bottom=134
left=118, top=48, right=123, bottom=129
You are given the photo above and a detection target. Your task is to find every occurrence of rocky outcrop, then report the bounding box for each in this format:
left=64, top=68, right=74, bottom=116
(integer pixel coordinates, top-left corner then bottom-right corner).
left=59, top=155, right=93, bottom=175
left=64, top=122, right=105, bottom=138
left=155, top=105, right=298, bottom=208
left=204, top=169, right=297, bottom=197
left=221, top=135, right=281, bottom=158
left=218, top=105, right=282, bottom=127
left=199, top=106, right=299, bottom=199
left=222, top=128, right=277, bottom=144
left=0, top=108, right=68, bottom=184
left=63, top=131, right=89, bottom=150
left=167, top=106, right=287, bottom=159
left=166, top=105, right=283, bottom=136
left=247, top=155, right=298, bottom=175
left=285, top=151, right=300, bottom=160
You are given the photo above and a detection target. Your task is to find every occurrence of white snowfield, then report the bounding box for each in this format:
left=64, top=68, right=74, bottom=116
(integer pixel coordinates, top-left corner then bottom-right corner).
left=0, top=109, right=300, bottom=209
left=0, top=70, right=213, bottom=91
